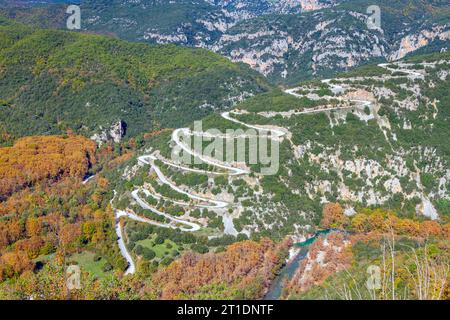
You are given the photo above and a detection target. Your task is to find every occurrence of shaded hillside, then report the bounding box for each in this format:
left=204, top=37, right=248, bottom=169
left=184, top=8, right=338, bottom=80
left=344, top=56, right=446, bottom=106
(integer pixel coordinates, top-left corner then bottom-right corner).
left=0, top=17, right=268, bottom=144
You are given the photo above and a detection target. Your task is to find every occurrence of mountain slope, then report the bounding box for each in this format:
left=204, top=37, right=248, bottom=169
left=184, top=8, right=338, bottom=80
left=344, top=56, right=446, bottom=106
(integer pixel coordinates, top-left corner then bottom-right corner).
left=114, top=51, right=449, bottom=242
left=211, top=0, right=450, bottom=83
left=0, top=17, right=268, bottom=144
left=2, top=0, right=447, bottom=84
left=0, top=0, right=341, bottom=46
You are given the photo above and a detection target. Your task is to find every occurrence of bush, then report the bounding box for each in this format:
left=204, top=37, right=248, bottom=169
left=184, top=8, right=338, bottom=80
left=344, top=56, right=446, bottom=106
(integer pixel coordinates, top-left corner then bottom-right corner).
left=215, top=246, right=226, bottom=253
left=142, top=248, right=156, bottom=260
left=160, top=257, right=174, bottom=267
left=154, top=235, right=165, bottom=245
left=102, top=262, right=113, bottom=272
left=171, top=250, right=180, bottom=257
left=191, top=244, right=209, bottom=254
left=191, top=209, right=201, bottom=218
left=237, top=233, right=249, bottom=242
left=135, top=245, right=143, bottom=256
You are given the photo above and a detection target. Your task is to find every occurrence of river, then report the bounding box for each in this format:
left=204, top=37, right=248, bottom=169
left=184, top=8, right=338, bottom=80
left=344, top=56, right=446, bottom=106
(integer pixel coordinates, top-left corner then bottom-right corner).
left=264, top=229, right=332, bottom=300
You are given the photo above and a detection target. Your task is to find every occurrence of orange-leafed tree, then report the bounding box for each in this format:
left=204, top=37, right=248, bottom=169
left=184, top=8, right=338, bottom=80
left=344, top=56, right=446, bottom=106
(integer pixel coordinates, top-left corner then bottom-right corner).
left=320, top=203, right=349, bottom=229
left=0, top=135, right=96, bottom=199
left=0, top=251, right=33, bottom=281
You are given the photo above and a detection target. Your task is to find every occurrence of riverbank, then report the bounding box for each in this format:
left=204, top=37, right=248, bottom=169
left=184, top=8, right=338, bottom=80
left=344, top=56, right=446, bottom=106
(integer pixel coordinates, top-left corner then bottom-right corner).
left=264, top=229, right=333, bottom=300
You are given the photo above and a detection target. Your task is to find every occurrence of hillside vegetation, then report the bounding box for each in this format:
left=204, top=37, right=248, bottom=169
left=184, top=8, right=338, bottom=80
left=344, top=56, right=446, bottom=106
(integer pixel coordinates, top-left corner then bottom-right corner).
left=0, top=135, right=96, bottom=199
left=0, top=17, right=268, bottom=144
left=2, top=0, right=448, bottom=84
left=151, top=238, right=291, bottom=300
left=128, top=51, right=449, bottom=241
left=286, top=204, right=449, bottom=300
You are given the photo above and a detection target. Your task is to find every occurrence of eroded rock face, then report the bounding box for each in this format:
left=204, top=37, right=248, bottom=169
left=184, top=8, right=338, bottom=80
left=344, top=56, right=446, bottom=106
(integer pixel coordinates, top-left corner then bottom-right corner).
left=299, top=0, right=331, bottom=11
left=209, top=10, right=389, bottom=83
left=208, top=0, right=338, bottom=16
left=389, top=25, right=450, bottom=61
left=90, top=120, right=126, bottom=145
left=76, top=1, right=448, bottom=83
left=416, top=198, right=439, bottom=221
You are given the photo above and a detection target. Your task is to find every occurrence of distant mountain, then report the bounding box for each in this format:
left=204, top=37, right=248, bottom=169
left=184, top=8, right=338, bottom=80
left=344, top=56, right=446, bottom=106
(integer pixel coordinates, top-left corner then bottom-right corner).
left=213, top=0, right=450, bottom=84
left=1, top=0, right=448, bottom=84
left=0, top=17, right=268, bottom=144
left=0, top=1, right=346, bottom=47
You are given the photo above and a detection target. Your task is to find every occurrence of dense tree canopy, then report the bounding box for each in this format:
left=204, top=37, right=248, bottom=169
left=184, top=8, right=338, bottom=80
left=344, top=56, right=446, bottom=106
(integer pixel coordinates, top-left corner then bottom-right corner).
left=0, top=135, right=96, bottom=199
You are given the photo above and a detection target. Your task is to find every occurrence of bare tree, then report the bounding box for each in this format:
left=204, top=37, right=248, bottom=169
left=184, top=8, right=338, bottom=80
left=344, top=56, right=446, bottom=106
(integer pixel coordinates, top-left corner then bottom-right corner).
left=330, top=234, right=448, bottom=300
left=403, top=245, right=449, bottom=300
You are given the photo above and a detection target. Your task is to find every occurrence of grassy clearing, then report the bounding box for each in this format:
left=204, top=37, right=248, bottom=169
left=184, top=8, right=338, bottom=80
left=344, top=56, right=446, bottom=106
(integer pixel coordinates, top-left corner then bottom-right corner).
left=136, top=235, right=183, bottom=260
left=68, top=251, right=111, bottom=279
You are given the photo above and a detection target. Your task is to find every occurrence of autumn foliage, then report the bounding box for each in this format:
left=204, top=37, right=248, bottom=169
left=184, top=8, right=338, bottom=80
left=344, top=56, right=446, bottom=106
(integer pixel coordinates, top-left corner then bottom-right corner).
left=320, top=203, right=349, bottom=229
left=0, top=135, right=130, bottom=282
left=287, top=232, right=352, bottom=295
left=321, top=203, right=448, bottom=240
left=349, top=208, right=449, bottom=239
left=151, top=238, right=292, bottom=300
left=0, top=135, right=96, bottom=199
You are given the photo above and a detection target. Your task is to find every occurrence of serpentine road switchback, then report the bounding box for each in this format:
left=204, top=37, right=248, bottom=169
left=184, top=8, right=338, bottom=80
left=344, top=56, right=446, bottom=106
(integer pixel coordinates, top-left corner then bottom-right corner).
left=112, top=62, right=426, bottom=276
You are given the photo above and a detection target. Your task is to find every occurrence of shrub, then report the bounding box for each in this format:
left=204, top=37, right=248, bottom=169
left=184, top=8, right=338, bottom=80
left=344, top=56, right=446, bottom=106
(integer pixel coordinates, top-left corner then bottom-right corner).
left=191, top=244, right=209, bottom=254
left=93, top=254, right=102, bottom=262
left=142, top=248, right=156, bottom=260
left=154, top=235, right=165, bottom=245
left=135, top=245, right=143, bottom=256
left=102, top=262, right=113, bottom=272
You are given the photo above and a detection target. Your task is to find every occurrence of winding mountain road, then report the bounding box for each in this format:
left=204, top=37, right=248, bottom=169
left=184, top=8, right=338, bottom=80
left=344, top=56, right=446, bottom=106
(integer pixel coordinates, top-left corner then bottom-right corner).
left=171, top=128, right=250, bottom=176
left=138, top=155, right=229, bottom=208
left=113, top=61, right=425, bottom=275
left=131, top=189, right=201, bottom=231
left=221, top=111, right=287, bottom=138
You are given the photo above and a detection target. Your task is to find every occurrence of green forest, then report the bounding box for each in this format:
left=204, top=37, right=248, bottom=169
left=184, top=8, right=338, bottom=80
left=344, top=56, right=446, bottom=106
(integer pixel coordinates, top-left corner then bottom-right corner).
left=0, top=17, right=268, bottom=145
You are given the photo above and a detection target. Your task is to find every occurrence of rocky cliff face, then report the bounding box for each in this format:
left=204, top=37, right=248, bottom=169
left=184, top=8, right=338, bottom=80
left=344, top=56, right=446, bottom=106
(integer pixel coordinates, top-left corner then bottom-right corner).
left=206, top=0, right=340, bottom=17
left=3, top=1, right=448, bottom=83
left=298, top=0, right=334, bottom=11
left=90, top=120, right=126, bottom=145
left=207, top=8, right=450, bottom=83
left=209, top=10, right=392, bottom=83
left=79, top=0, right=341, bottom=49
left=80, top=1, right=449, bottom=84
left=389, top=25, right=450, bottom=61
